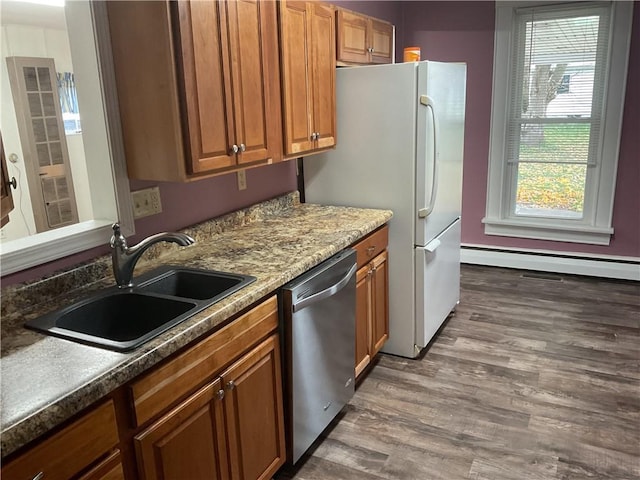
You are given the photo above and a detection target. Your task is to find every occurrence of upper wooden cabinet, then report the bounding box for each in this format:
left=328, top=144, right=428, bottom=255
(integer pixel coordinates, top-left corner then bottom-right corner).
left=106, top=0, right=282, bottom=181
left=336, top=8, right=394, bottom=65
left=279, top=1, right=336, bottom=157
left=1, top=135, right=15, bottom=228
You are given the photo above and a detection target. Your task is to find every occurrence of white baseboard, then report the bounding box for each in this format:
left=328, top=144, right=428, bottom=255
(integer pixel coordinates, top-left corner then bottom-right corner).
left=461, top=245, right=640, bottom=281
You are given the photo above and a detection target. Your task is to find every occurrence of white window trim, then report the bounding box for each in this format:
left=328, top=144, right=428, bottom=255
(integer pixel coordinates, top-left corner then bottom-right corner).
left=483, top=1, right=633, bottom=246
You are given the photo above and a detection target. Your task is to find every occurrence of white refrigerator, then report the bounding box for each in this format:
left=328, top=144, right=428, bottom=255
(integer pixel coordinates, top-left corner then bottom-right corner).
left=304, top=61, right=466, bottom=358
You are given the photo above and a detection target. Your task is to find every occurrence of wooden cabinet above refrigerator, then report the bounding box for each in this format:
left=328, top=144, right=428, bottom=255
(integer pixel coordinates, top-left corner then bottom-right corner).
left=335, top=7, right=394, bottom=66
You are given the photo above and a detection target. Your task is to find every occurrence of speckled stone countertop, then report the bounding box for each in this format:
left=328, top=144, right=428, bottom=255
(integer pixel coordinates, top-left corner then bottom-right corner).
left=0, top=192, right=392, bottom=458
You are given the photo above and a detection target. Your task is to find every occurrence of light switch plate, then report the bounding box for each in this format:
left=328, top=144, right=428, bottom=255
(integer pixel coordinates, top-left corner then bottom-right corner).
left=132, top=187, right=162, bottom=218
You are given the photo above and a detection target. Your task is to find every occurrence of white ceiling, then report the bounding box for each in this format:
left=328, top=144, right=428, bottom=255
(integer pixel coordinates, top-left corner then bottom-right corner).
left=1, top=1, right=67, bottom=30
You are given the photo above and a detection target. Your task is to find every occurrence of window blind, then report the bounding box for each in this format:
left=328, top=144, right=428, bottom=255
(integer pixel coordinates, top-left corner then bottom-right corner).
left=506, top=3, right=611, bottom=166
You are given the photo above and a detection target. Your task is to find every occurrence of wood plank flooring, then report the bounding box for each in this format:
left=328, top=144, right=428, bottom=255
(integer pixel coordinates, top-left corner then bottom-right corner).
left=276, top=265, right=640, bottom=480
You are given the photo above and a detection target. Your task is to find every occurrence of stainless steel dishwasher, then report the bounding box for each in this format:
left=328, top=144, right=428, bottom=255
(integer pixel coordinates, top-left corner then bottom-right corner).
left=280, top=248, right=357, bottom=464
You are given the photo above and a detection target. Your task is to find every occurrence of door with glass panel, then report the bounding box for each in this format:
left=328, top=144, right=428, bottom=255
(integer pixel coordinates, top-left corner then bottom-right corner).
left=6, top=57, right=78, bottom=232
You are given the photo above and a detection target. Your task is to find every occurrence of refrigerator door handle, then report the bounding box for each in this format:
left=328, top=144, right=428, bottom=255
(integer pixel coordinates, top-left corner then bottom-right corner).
left=422, top=238, right=441, bottom=253
left=418, top=95, right=438, bottom=219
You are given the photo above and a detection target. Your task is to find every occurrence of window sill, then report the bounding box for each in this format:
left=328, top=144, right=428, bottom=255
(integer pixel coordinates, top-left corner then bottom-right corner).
left=482, top=217, right=613, bottom=245
left=1, top=220, right=114, bottom=276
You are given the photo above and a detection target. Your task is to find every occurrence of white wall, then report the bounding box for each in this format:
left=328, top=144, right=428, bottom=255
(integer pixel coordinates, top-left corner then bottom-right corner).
left=0, top=23, right=93, bottom=241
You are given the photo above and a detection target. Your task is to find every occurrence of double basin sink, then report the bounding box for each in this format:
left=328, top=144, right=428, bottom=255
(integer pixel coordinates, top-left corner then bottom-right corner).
left=25, top=266, right=256, bottom=352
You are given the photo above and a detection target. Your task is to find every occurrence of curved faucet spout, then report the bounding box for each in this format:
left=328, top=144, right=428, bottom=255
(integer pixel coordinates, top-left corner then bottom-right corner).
left=110, top=223, right=195, bottom=288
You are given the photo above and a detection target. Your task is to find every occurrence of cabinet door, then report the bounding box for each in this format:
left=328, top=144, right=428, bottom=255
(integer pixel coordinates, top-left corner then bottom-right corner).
left=226, top=0, right=281, bottom=166
left=310, top=2, right=336, bottom=150
left=221, top=334, right=286, bottom=480
left=355, top=265, right=371, bottom=378
left=279, top=0, right=314, bottom=155
left=176, top=1, right=236, bottom=174
left=1, top=402, right=119, bottom=480
left=371, top=250, right=389, bottom=355
left=134, top=379, right=229, bottom=480
left=370, top=19, right=394, bottom=64
left=78, top=450, right=125, bottom=480
left=336, top=9, right=370, bottom=64
left=1, top=135, right=14, bottom=227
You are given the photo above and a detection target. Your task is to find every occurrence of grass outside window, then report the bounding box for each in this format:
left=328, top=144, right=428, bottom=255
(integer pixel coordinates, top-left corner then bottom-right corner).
left=515, top=124, right=590, bottom=216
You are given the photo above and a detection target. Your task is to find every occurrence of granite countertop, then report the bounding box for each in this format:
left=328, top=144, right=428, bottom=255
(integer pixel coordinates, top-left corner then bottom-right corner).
left=0, top=192, right=392, bottom=458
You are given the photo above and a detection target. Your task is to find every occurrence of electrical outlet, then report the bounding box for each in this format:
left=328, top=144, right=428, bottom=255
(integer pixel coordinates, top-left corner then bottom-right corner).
left=237, top=170, right=247, bottom=191
left=132, top=187, right=162, bottom=219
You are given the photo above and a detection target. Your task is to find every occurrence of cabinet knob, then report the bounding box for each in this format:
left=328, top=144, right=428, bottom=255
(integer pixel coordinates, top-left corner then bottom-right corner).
left=6, top=177, right=17, bottom=190
left=226, top=380, right=236, bottom=390
left=230, top=144, right=239, bottom=154
left=239, top=143, right=246, bottom=152
left=368, top=47, right=374, bottom=53
left=366, top=246, right=376, bottom=256
left=310, top=132, right=317, bottom=141
left=216, top=389, right=225, bottom=400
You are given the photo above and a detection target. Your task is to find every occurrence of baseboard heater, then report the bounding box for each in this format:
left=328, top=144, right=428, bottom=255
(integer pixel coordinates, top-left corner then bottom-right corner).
left=460, top=245, right=640, bottom=281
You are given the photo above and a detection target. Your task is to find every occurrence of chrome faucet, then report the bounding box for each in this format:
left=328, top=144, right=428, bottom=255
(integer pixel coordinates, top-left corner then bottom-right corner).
left=110, top=223, right=195, bottom=288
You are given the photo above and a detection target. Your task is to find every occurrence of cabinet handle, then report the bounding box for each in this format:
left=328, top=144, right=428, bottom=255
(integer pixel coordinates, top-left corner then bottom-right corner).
left=226, top=380, right=236, bottom=390
left=230, top=144, right=239, bottom=154
left=239, top=143, right=246, bottom=152
left=366, top=246, right=376, bottom=256
left=32, top=473, right=44, bottom=480
left=216, top=389, right=225, bottom=400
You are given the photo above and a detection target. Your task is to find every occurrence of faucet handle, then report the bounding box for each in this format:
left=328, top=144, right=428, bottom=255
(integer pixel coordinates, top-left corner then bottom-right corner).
left=110, top=223, right=127, bottom=249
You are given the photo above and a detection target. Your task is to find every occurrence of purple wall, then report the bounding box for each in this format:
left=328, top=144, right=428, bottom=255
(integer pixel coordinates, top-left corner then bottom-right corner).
left=4, top=161, right=298, bottom=285
left=402, top=1, right=640, bottom=258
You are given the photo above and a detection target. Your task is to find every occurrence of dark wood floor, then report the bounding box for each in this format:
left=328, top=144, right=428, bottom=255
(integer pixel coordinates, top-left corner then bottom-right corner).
left=276, top=265, right=640, bottom=480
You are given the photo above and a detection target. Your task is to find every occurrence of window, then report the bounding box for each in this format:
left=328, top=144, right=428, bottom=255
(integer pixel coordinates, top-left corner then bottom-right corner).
left=483, top=1, right=633, bottom=245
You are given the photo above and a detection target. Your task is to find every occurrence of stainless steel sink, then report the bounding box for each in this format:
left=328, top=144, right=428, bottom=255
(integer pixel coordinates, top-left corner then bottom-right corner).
left=25, top=266, right=256, bottom=352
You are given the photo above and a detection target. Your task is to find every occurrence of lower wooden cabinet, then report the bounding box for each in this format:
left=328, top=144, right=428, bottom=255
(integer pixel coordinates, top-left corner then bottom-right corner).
left=221, top=334, right=286, bottom=480
left=134, top=379, right=230, bottom=480
left=352, top=226, right=390, bottom=379
left=79, top=450, right=126, bottom=480
left=134, top=334, right=285, bottom=480
left=1, top=401, right=122, bottom=480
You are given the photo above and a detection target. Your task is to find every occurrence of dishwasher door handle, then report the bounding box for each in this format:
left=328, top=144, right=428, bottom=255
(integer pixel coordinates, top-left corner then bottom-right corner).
left=292, top=263, right=357, bottom=313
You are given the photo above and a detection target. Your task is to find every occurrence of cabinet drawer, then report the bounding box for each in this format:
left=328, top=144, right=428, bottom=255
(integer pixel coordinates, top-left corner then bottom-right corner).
left=131, top=296, right=279, bottom=426
left=352, top=225, right=388, bottom=268
left=2, top=401, right=119, bottom=480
